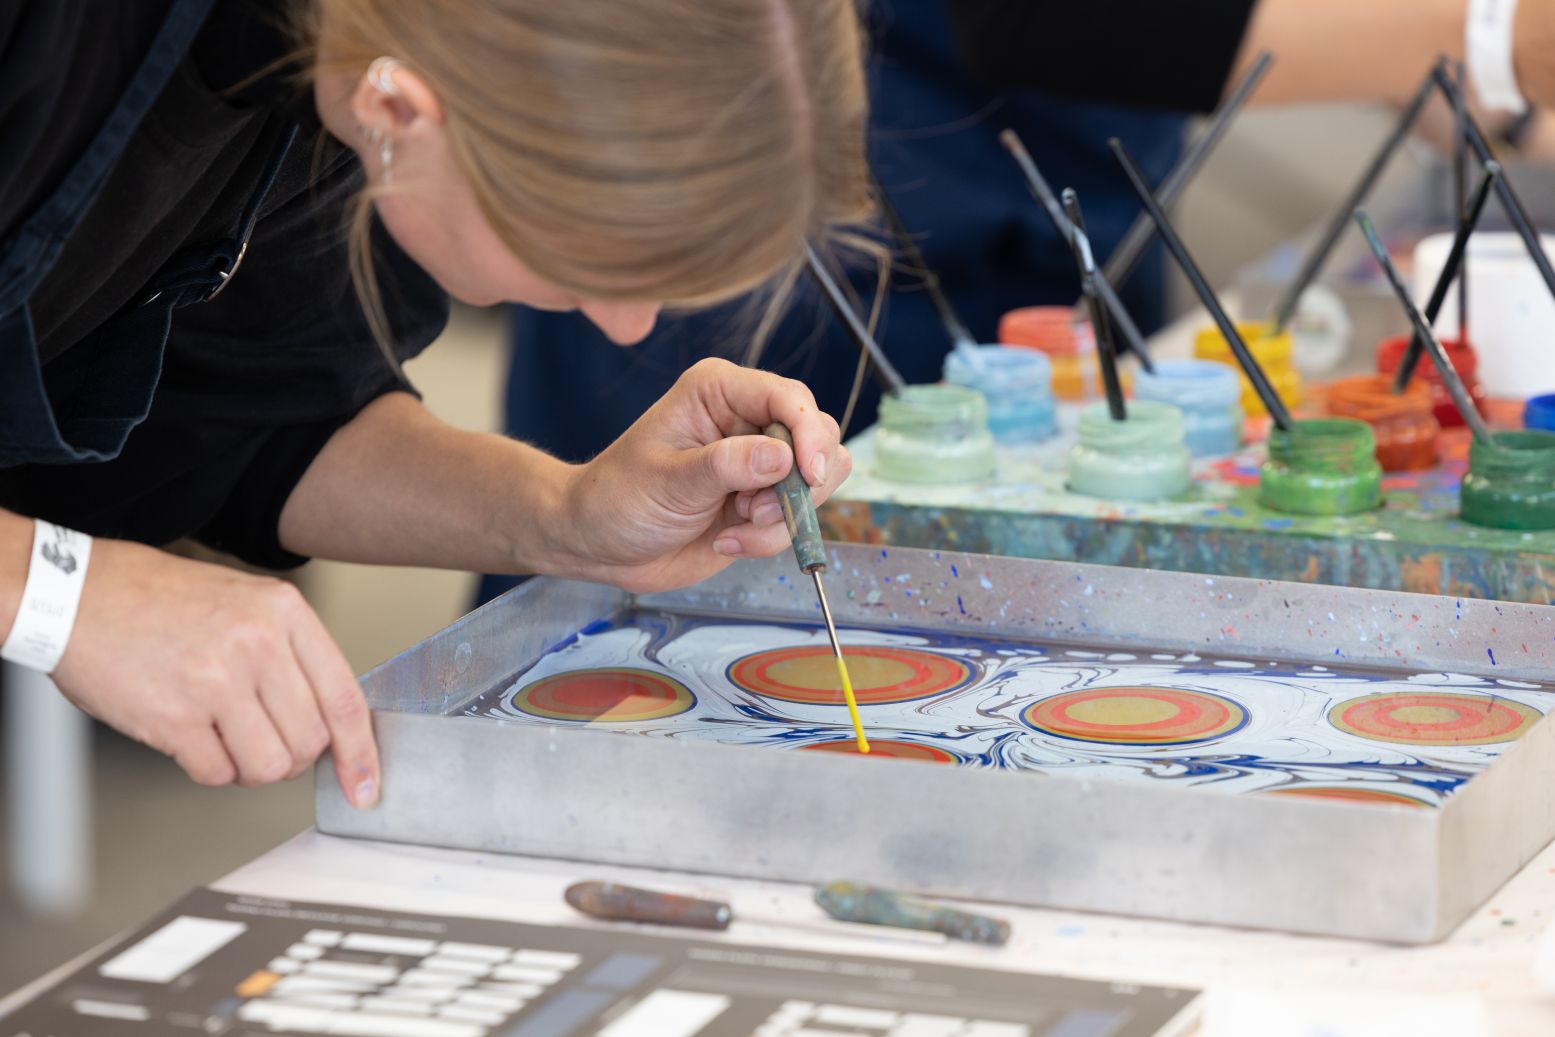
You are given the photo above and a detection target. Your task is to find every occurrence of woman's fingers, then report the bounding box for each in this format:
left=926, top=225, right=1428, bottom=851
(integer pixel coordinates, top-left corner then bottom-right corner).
left=713, top=518, right=798, bottom=559
left=171, top=725, right=238, bottom=788
left=686, top=359, right=842, bottom=488
left=284, top=591, right=380, bottom=809
left=808, top=443, right=853, bottom=506
left=258, top=654, right=333, bottom=781
left=216, top=696, right=295, bottom=788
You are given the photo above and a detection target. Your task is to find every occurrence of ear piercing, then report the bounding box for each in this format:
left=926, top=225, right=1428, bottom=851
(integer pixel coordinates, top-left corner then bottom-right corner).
left=364, top=57, right=404, bottom=185
left=368, top=56, right=403, bottom=96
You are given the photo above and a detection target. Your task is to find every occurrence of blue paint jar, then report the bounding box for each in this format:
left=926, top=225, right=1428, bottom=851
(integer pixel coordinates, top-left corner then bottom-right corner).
left=1526, top=393, right=1555, bottom=432
left=943, top=345, right=1057, bottom=444
left=1131, top=359, right=1244, bottom=457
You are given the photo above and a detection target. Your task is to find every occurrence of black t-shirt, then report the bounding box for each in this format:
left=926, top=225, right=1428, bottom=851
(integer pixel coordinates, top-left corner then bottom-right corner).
left=0, top=0, right=450, bottom=568
left=945, top=0, right=1260, bottom=113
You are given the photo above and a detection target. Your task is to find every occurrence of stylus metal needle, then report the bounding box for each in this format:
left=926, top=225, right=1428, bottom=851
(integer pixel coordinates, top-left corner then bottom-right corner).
left=764, top=423, right=868, bottom=753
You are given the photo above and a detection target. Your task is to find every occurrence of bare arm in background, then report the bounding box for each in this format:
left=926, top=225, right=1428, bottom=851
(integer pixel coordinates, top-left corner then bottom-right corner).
left=1228, top=0, right=1465, bottom=106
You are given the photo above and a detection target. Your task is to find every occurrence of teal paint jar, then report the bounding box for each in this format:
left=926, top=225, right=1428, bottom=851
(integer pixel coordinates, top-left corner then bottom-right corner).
left=875, top=384, right=997, bottom=484
left=1131, top=359, right=1244, bottom=458
left=1460, top=430, right=1555, bottom=531
left=943, top=345, right=1057, bottom=443
left=1258, top=419, right=1382, bottom=516
left=1067, top=400, right=1192, bottom=500
left=1526, top=393, right=1555, bottom=432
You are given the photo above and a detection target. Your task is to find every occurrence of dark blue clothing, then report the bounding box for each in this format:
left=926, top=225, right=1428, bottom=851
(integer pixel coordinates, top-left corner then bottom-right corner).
left=481, top=2, right=1188, bottom=602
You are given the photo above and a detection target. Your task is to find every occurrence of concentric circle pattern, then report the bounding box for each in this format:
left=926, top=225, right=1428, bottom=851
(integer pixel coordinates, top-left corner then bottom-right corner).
left=511, top=668, right=695, bottom=723
left=1264, top=786, right=1429, bottom=808
left=798, top=739, right=961, bottom=763
left=727, top=646, right=975, bottom=705
left=1021, top=686, right=1248, bottom=745
left=1329, top=691, right=1540, bottom=746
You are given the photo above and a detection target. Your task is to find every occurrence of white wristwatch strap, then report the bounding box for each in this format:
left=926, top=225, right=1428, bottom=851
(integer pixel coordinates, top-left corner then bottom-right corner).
left=1, top=520, right=92, bottom=674
left=1467, top=0, right=1529, bottom=115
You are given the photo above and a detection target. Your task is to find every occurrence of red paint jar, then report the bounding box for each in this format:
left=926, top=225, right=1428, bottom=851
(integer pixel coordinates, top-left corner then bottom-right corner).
left=998, top=306, right=1097, bottom=401
left=1325, top=374, right=1441, bottom=471
left=1375, top=334, right=1488, bottom=430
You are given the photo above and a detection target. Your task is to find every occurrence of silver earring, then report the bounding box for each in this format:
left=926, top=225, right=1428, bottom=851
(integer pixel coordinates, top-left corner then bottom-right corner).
left=360, top=127, right=392, bottom=185
left=368, top=57, right=403, bottom=96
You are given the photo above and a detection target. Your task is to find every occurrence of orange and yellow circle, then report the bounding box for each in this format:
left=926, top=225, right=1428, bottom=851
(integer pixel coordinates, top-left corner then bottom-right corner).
left=797, top=738, right=961, bottom=764
left=511, top=668, right=695, bottom=723
left=1264, top=786, right=1430, bottom=808
left=1329, top=691, right=1540, bottom=746
left=1022, top=686, right=1248, bottom=745
left=727, top=645, right=975, bottom=706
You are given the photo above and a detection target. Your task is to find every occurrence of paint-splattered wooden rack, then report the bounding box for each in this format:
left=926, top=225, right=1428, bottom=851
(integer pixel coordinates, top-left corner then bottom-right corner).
left=317, top=544, right=1555, bottom=943
left=822, top=401, right=1555, bottom=605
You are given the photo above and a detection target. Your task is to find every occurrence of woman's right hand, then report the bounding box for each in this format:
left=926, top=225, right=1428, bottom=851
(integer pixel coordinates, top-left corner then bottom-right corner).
left=50, top=539, right=379, bottom=808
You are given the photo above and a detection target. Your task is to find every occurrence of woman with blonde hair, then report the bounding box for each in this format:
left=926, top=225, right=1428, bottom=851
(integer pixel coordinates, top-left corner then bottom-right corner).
left=0, top=0, right=866, bottom=808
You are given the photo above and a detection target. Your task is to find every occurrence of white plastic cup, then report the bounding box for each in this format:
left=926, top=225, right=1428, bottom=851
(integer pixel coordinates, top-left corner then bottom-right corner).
left=1412, top=231, right=1555, bottom=399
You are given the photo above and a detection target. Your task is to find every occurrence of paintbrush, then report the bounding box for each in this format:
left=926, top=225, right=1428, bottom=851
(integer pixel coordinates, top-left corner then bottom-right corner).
left=1431, top=64, right=1555, bottom=309
left=804, top=243, right=908, bottom=394
left=564, top=880, right=1007, bottom=947
left=1268, top=64, right=1442, bottom=333
left=871, top=172, right=981, bottom=362
left=1063, top=188, right=1126, bottom=421
left=1356, top=210, right=1491, bottom=442
left=1452, top=61, right=1470, bottom=344
left=1110, top=138, right=1294, bottom=431
left=1393, top=164, right=1499, bottom=393
left=1095, top=51, right=1274, bottom=298
left=999, top=129, right=1156, bottom=374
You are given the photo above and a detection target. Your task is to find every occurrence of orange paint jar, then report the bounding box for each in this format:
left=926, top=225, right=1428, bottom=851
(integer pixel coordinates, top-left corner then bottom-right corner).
left=1192, top=321, right=1302, bottom=417
left=998, top=306, right=1098, bottom=401
left=1375, top=335, right=1487, bottom=430
left=1324, top=374, right=1440, bottom=471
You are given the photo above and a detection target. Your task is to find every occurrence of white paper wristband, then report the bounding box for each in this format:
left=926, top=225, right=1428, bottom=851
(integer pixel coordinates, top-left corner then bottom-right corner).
left=1, top=521, right=92, bottom=674
left=1468, top=0, right=1529, bottom=115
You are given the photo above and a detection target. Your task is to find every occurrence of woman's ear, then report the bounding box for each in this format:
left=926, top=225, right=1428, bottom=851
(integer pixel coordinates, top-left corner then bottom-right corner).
left=350, top=60, right=445, bottom=138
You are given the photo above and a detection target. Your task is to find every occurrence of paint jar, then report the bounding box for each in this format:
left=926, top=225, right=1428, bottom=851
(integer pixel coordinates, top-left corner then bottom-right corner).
left=998, top=306, right=1098, bottom=401
left=1460, top=430, right=1555, bottom=531
left=875, top=384, right=996, bottom=484
left=1067, top=400, right=1192, bottom=501
left=1524, top=393, right=1555, bottom=432
left=1258, top=419, right=1382, bottom=516
left=1413, top=230, right=1555, bottom=398
left=943, top=345, right=1057, bottom=444
left=1130, top=359, right=1244, bottom=458
left=1375, top=334, right=1487, bottom=430
left=1324, top=374, right=1440, bottom=472
left=1192, top=321, right=1302, bottom=417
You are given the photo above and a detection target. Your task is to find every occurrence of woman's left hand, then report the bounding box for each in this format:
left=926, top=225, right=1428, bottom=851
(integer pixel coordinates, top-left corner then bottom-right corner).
left=549, top=357, right=852, bottom=593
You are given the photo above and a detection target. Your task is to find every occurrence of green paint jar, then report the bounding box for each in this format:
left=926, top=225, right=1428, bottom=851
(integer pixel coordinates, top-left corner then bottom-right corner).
left=1067, top=400, right=1192, bottom=500
left=875, top=384, right=996, bottom=484
left=1258, top=418, right=1382, bottom=516
left=1460, top=430, right=1555, bottom=530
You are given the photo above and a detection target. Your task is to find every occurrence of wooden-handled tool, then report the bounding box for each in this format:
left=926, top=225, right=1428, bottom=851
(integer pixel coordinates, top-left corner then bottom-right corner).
left=764, top=423, right=867, bottom=754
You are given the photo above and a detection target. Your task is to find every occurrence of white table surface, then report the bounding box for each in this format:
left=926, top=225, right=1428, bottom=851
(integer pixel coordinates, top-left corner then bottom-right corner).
left=10, top=826, right=1549, bottom=1034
